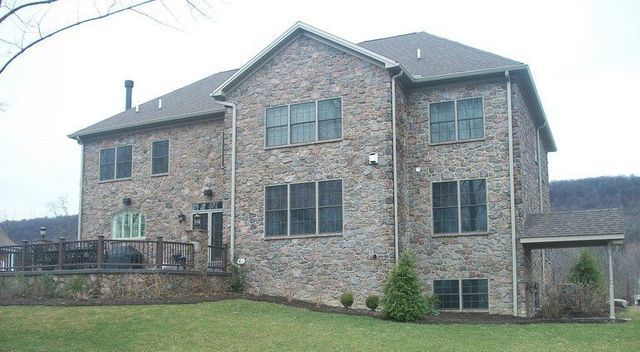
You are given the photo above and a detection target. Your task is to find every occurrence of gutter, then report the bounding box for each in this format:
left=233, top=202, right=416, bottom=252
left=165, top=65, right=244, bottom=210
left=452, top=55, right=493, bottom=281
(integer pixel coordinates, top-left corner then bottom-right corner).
left=215, top=101, right=237, bottom=264
left=391, top=70, right=403, bottom=264
left=505, top=71, right=518, bottom=316
left=76, top=138, right=84, bottom=240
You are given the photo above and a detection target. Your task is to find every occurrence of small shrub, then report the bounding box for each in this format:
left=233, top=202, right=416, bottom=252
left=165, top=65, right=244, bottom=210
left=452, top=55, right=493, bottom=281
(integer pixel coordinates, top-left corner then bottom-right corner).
left=382, top=252, right=428, bottom=322
left=229, top=264, right=245, bottom=293
left=424, top=294, right=440, bottom=316
left=3, top=275, right=30, bottom=298
left=340, top=292, right=354, bottom=309
left=569, top=250, right=603, bottom=287
left=65, top=276, right=92, bottom=301
left=539, top=283, right=607, bottom=318
left=35, top=275, right=57, bottom=298
left=365, top=294, right=380, bottom=311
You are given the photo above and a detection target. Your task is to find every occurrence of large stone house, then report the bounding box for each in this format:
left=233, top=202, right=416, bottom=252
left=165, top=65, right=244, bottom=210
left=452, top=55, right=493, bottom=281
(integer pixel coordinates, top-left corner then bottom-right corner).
left=69, top=22, right=623, bottom=316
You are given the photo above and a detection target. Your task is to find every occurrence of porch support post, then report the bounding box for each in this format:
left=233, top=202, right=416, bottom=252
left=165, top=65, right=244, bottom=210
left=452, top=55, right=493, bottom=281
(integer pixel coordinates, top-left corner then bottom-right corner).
left=607, top=241, right=615, bottom=319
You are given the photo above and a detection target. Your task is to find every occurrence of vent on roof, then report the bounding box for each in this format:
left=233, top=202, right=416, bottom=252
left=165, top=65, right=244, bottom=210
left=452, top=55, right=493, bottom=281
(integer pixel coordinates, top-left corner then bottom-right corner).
left=135, top=105, right=139, bottom=113
left=416, top=48, right=421, bottom=60
left=158, top=99, right=162, bottom=109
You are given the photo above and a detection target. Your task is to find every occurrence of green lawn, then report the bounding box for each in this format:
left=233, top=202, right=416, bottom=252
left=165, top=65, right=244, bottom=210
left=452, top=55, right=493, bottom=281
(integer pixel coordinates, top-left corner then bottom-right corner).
left=0, top=300, right=638, bottom=352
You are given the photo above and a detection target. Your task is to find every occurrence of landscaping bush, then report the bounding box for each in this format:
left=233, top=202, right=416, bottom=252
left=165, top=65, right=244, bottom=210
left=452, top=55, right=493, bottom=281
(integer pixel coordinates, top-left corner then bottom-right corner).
left=539, top=283, right=607, bottom=318
left=1, top=275, right=30, bottom=298
left=229, top=264, right=245, bottom=293
left=569, top=250, right=603, bottom=287
left=382, top=252, right=428, bottom=322
left=365, top=294, right=380, bottom=311
left=65, top=276, right=92, bottom=301
left=340, top=292, right=354, bottom=309
left=35, top=275, right=57, bottom=298
left=424, top=294, right=440, bottom=316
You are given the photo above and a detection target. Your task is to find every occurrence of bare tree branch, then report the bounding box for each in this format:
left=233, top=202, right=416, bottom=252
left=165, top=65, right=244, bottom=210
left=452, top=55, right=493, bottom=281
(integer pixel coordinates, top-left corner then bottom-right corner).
left=0, top=0, right=157, bottom=76
left=0, top=0, right=57, bottom=25
left=131, top=7, right=183, bottom=32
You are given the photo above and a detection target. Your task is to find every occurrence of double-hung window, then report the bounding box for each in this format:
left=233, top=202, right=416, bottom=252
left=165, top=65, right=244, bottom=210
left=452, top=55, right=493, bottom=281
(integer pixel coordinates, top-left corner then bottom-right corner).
left=152, top=140, right=169, bottom=175
left=432, top=179, right=487, bottom=234
left=266, top=97, right=342, bottom=147
left=430, top=97, right=483, bottom=143
left=111, top=210, right=145, bottom=239
left=265, top=180, right=343, bottom=237
left=434, top=279, right=489, bottom=310
left=100, top=146, right=132, bottom=181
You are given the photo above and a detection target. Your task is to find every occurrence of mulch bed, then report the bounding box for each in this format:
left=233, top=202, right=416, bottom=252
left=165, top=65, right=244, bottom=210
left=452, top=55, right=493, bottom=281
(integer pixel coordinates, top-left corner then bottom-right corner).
left=0, top=294, right=626, bottom=324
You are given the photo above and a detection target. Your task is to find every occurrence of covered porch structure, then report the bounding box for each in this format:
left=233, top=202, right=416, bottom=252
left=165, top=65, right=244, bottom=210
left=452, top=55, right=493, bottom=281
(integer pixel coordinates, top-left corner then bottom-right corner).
left=520, top=208, right=625, bottom=319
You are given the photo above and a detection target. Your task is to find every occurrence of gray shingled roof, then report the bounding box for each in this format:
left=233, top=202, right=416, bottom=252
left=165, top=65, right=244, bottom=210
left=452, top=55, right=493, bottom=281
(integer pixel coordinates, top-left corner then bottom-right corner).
left=71, top=31, right=526, bottom=139
left=358, top=32, right=523, bottom=79
left=69, top=69, right=237, bottom=138
left=523, top=208, right=625, bottom=238
left=0, top=231, right=15, bottom=246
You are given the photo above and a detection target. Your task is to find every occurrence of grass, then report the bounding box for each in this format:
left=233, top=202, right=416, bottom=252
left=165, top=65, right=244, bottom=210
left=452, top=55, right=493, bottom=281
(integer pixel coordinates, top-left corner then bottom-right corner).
left=0, top=300, right=638, bottom=351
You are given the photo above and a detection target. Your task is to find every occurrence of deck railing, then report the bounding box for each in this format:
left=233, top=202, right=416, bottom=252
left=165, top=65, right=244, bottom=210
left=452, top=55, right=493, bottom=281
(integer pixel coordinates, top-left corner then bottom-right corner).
left=0, top=236, right=195, bottom=272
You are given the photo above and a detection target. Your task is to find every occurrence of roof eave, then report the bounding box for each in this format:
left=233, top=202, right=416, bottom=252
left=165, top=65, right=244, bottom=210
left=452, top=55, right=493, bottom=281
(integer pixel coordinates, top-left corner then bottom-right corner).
left=211, top=21, right=399, bottom=99
left=68, top=109, right=224, bottom=141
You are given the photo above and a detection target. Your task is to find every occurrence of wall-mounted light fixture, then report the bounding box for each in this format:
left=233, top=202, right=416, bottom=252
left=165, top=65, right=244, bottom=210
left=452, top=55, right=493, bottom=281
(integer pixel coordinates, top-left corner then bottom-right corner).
left=177, top=212, right=186, bottom=223
left=40, top=226, right=47, bottom=242
left=203, top=188, right=213, bottom=197
left=122, top=197, right=132, bottom=206
left=194, top=213, right=201, bottom=228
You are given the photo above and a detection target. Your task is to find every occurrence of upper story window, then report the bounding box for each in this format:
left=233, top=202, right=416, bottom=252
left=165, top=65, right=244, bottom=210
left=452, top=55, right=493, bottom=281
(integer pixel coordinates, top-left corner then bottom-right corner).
left=100, top=146, right=132, bottom=181
left=111, top=209, right=145, bottom=239
left=432, top=179, right=487, bottom=234
left=266, top=97, right=342, bottom=147
left=152, top=140, right=169, bottom=175
left=430, top=97, right=483, bottom=143
left=265, top=180, right=343, bottom=237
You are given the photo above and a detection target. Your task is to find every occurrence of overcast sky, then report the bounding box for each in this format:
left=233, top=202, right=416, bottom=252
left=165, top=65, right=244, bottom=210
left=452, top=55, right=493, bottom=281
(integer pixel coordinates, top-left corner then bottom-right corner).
left=0, top=0, right=638, bottom=220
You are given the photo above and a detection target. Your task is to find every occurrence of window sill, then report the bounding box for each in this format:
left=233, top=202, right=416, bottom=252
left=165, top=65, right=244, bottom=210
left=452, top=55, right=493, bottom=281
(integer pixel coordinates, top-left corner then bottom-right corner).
left=151, top=173, right=169, bottom=178
left=432, top=231, right=491, bottom=238
left=428, top=138, right=485, bottom=147
left=264, top=138, right=342, bottom=151
left=439, top=309, right=490, bottom=313
left=112, top=237, right=146, bottom=240
left=264, top=233, right=343, bottom=241
left=99, top=177, right=132, bottom=184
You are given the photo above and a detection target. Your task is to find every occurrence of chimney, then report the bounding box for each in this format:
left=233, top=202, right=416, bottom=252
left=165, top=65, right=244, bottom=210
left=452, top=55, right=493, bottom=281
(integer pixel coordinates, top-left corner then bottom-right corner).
left=124, top=80, right=134, bottom=110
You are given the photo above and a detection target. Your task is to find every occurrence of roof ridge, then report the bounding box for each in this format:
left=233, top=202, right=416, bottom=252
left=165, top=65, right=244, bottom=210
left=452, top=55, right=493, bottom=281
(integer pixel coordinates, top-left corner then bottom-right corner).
left=416, top=31, right=522, bottom=64
left=358, top=31, right=422, bottom=44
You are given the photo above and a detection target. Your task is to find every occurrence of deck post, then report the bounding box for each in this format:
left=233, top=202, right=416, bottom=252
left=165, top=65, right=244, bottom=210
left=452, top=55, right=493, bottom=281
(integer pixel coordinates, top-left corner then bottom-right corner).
left=20, top=240, right=27, bottom=271
left=156, top=236, right=164, bottom=269
left=96, top=236, right=104, bottom=269
left=58, top=237, right=65, bottom=270
left=607, top=242, right=615, bottom=319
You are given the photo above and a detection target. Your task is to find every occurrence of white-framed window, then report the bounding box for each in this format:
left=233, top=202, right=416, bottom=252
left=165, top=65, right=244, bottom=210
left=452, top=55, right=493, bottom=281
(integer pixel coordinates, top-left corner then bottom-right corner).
left=433, top=278, right=489, bottom=310
left=111, top=210, right=145, bottom=239
left=151, top=140, right=169, bottom=175
left=430, top=97, right=483, bottom=143
left=100, top=146, right=132, bottom=181
left=432, top=179, right=487, bottom=234
left=266, top=97, right=342, bottom=147
left=265, top=180, right=343, bottom=237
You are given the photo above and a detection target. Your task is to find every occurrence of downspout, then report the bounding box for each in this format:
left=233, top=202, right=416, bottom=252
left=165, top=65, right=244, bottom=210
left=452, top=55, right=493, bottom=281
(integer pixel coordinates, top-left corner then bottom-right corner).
left=391, top=70, right=403, bottom=265
left=76, top=138, right=84, bottom=240
left=505, top=71, right=518, bottom=316
left=217, top=101, right=237, bottom=264
left=536, top=121, right=548, bottom=298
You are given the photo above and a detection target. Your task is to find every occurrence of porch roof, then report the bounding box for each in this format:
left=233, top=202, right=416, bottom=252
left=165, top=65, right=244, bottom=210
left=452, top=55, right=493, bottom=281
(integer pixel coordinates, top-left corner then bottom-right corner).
left=519, top=208, right=625, bottom=249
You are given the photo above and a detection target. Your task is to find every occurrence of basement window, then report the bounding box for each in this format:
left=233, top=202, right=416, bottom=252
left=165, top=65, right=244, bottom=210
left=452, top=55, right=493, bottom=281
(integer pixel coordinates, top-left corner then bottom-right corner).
left=434, top=278, right=489, bottom=310
left=100, top=146, right=132, bottom=181
left=265, top=180, right=343, bottom=237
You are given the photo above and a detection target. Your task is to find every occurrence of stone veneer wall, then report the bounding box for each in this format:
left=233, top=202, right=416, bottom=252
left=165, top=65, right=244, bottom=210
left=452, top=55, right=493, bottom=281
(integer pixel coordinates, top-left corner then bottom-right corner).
left=80, top=119, right=227, bottom=243
left=398, top=78, right=516, bottom=315
left=223, top=35, right=396, bottom=307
